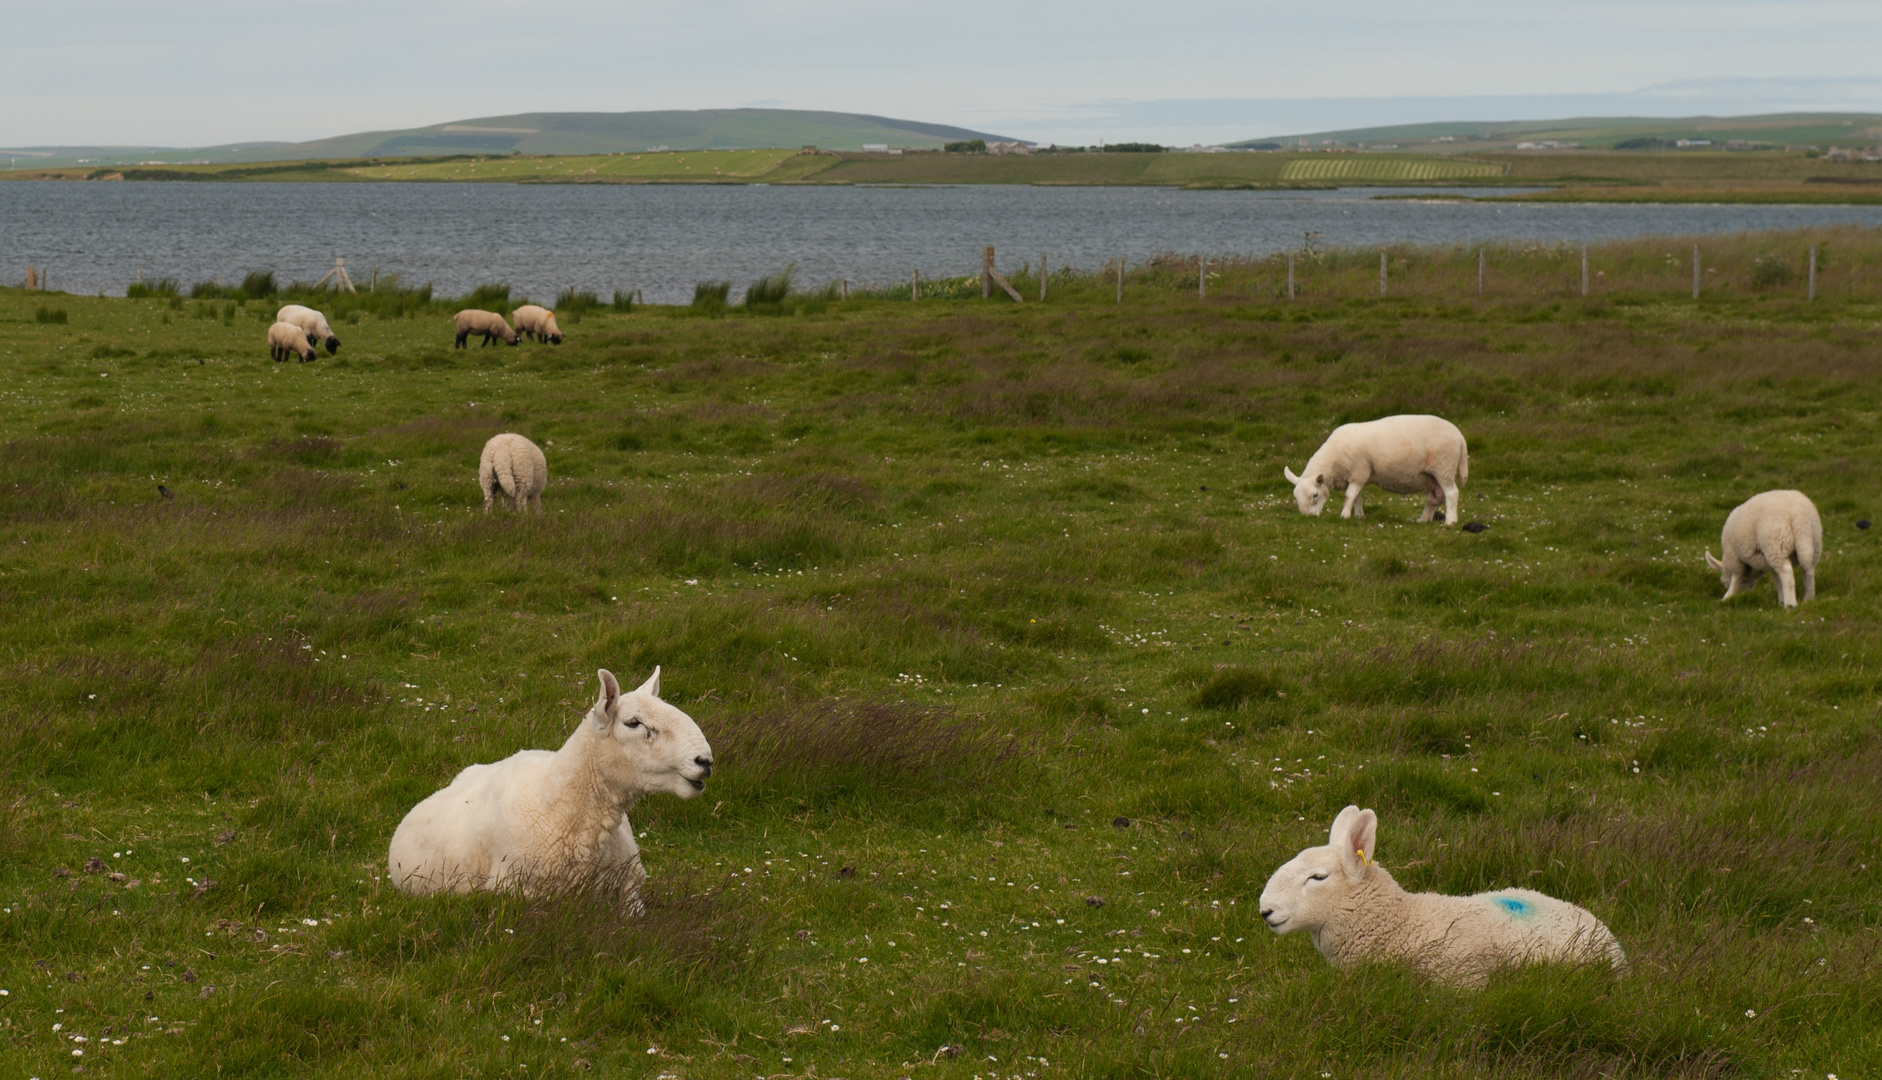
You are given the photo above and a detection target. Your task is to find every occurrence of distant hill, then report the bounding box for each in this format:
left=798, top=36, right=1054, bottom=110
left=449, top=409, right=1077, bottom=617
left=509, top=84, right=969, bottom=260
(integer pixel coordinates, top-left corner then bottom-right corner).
left=0, top=143, right=287, bottom=170
left=1233, top=112, right=1882, bottom=152
left=220, top=109, right=1016, bottom=162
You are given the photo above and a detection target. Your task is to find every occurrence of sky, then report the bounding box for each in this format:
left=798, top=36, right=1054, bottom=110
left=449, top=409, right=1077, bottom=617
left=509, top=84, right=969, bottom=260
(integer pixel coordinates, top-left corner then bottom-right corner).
left=5, top=1, right=1882, bottom=148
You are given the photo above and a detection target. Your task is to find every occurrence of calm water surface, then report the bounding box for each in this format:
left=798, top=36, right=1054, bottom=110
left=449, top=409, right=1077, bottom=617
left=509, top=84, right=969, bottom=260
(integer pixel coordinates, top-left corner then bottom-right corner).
left=5, top=182, right=1882, bottom=303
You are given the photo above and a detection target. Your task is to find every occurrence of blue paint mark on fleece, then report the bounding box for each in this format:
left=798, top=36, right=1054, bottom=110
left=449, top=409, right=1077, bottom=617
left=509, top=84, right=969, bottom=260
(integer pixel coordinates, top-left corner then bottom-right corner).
left=1494, top=896, right=1534, bottom=919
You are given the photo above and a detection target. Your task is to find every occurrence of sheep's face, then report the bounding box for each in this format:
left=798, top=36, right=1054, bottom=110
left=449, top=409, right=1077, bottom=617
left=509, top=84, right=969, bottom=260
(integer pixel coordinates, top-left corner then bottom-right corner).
left=586, top=667, right=714, bottom=800
left=323, top=336, right=341, bottom=355
left=1259, top=805, right=1377, bottom=938
left=1282, top=467, right=1329, bottom=516
left=1704, top=550, right=1747, bottom=598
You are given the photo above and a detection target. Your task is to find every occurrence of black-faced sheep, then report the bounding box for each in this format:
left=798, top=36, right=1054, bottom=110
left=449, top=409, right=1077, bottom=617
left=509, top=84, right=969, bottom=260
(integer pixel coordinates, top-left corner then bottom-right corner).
left=479, top=433, right=547, bottom=512
left=277, top=304, right=341, bottom=354
left=513, top=304, right=564, bottom=344
left=267, top=320, right=318, bottom=363
left=454, top=309, right=519, bottom=348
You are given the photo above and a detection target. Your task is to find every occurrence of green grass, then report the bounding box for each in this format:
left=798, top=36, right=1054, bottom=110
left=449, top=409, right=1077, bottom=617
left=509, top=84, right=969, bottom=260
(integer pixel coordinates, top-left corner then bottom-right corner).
left=3, top=230, right=1882, bottom=1078
left=1279, top=157, right=1506, bottom=181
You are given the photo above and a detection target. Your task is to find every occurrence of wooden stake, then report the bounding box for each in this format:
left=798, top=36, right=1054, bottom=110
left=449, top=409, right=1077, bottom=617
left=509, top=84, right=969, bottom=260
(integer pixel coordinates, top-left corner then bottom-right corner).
left=25, top=265, right=37, bottom=291
left=1116, top=256, right=1123, bottom=303
left=1379, top=251, right=1387, bottom=297
left=1477, top=249, right=1485, bottom=296
left=1580, top=245, right=1589, bottom=296
left=982, top=246, right=993, bottom=300
left=1039, top=255, right=1046, bottom=301
left=912, top=269, right=919, bottom=301
left=1809, top=245, right=1817, bottom=301
left=841, top=279, right=848, bottom=300
left=1199, top=254, right=1206, bottom=300
left=1692, top=243, right=1700, bottom=299
left=1287, top=252, right=1295, bottom=300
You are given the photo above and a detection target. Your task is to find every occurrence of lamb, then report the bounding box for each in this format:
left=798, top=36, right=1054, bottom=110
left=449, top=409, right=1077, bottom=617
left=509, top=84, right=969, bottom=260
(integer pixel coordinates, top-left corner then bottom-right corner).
left=1259, top=806, right=1625, bottom=987
left=1284, top=414, right=1468, bottom=525
left=388, top=667, right=713, bottom=912
left=1706, top=489, right=1822, bottom=608
left=479, top=432, right=548, bottom=513
left=277, top=304, right=341, bottom=355
left=266, top=320, right=317, bottom=363
left=454, top=309, right=519, bottom=348
left=513, top=304, right=564, bottom=344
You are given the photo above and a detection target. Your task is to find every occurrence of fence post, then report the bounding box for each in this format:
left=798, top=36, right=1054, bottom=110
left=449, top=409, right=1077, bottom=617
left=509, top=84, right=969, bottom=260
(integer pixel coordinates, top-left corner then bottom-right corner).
left=1199, top=254, right=1206, bottom=299
left=982, top=246, right=994, bottom=300
left=1477, top=249, right=1485, bottom=296
left=1379, top=251, right=1387, bottom=297
left=1116, top=255, right=1123, bottom=304
left=1692, top=243, right=1701, bottom=299
left=24, top=265, right=36, bottom=291
left=912, top=269, right=919, bottom=301
left=1581, top=245, right=1589, bottom=296
left=1039, top=254, right=1047, bottom=301
left=1809, top=245, right=1817, bottom=301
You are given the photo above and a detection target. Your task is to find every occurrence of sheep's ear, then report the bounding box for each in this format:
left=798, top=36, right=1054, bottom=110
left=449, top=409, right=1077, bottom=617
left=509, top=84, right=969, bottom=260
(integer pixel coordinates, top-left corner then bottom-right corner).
left=1704, top=551, right=1722, bottom=571
left=1330, top=806, right=1377, bottom=881
left=590, top=669, right=621, bottom=734
left=1314, top=473, right=1326, bottom=488
left=1283, top=466, right=1301, bottom=485
left=635, top=666, right=661, bottom=698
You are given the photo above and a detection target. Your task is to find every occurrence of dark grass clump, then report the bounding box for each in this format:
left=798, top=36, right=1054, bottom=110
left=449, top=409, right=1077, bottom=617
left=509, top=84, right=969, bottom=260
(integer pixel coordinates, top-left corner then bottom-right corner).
left=711, top=699, right=1035, bottom=802
left=461, top=283, right=513, bottom=312
left=744, top=264, right=795, bottom=308
left=692, top=280, right=731, bottom=315
left=554, top=287, right=602, bottom=314
left=611, top=288, right=636, bottom=313
left=126, top=276, right=180, bottom=299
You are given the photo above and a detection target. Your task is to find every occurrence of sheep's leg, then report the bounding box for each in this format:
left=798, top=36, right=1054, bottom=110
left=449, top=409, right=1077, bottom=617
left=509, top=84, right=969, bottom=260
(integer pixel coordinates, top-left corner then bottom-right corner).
left=455, top=330, right=468, bottom=349
left=1802, top=562, right=1817, bottom=602
left=1775, top=562, right=1798, bottom=609
left=1339, top=481, right=1365, bottom=519
left=1440, top=479, right=1460, bottom=526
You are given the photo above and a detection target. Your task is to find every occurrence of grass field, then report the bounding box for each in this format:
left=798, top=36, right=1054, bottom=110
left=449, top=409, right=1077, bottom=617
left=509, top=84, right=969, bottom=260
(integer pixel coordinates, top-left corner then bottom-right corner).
left=1279, top=158, right=1505, bottom=182
left=3, top=229, right=1882, bottom=1078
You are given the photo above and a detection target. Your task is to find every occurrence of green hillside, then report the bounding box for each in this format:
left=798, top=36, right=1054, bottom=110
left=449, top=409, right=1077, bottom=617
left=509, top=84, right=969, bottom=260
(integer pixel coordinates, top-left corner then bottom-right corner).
left=1236, top=112, right=1882, bottom=152
left=220, top=109, right=1017, bottom=161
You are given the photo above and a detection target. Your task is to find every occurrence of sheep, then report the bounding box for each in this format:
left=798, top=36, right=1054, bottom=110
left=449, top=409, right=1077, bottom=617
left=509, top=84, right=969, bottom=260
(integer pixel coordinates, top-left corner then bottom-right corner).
left=513, top=304, right=564, bottom=344
left=1258, top=805, right=1625, bottom=987
left=277, top=304, right=341, bottom=355
left=388, top=668, right=712, bottom=912
left=1706, top=489, right=1822, bottom=608
left=266, top=320, right=317, bottom=363
left=1283, top=414, right=1468, bottom=525
left=479, top=433, right=548, bottom=513
left=455, top=309, right=519, bottom=348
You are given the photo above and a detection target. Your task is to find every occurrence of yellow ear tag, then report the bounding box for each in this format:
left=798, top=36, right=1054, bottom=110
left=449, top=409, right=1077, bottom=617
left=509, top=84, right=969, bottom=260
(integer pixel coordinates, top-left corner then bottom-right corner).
left=1356, top=848, right=1371, bottom=866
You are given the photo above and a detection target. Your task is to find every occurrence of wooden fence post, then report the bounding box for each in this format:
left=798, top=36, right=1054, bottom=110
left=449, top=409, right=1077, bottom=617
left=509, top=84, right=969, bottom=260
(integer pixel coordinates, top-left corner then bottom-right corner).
left=1809, top=245, right=1817, bottom=301
left=1692, top=243, right=1700, bottom=299
left=912, top=269, right=919, bottom=301
left=1116, top=256, right=1123, bottom=304
left=1039, top=254, right=1047, bottom=301
left=1287, top=252, right=1295, bottom=300
left=1477, top=249, right=1485, bottom=296
left=1199, top=254, right=1206, bottom=300
left=1581, top=245, right=1589, bottom=296
left=24, top=265, right=36, bottom=291
left=1379, top=251, right=1387, bottom=297
left=841, top=279, right=848, bottom=300
left=982, top=246, right=993, bottom=300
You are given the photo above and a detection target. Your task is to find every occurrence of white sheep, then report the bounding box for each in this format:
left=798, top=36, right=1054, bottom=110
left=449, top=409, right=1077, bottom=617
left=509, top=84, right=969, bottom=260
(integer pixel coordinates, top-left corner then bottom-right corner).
left=454, top=309, right=519, bottom=348
left=266, top=320, right=317, bottom=363
left=1284, top=414, right=1469, bottom=525
left=513, top=304, right=564, bottom=345
left=388, top=667, right=713, bottom=911
left=1706, top=489, right=1822, bottom=608
left=479, top=433, right=547, bottom=513
left=277, top=304, right=341, bottom=355
left=1259, top=805, right=1624, bottom=987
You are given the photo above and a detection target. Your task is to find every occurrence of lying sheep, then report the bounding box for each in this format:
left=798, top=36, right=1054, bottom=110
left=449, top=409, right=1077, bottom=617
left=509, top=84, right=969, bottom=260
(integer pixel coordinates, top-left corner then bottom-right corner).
left=1706, top=489, right=1822, bottom=608
left=1284, top=414, right=1468, bottom=525
left=277, top=304, right=341, bottom=355
left=455, top=309, right=519, bottom=348
left=1259, top=806, right=1624, bottom=987
left=513, top=304, right=564, bottom=345
left=266, top=320, right=317, bottom=363
left=389, top=668, right=712, bottom=912
left=479, top=432, right=548, bottom=513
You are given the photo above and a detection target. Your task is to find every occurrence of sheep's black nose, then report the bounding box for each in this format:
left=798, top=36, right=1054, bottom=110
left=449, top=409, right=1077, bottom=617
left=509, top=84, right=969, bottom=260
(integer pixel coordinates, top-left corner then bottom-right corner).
left=694, top=756, right=713, bottom=778
left=1259, top=908, right=1274, bottom=920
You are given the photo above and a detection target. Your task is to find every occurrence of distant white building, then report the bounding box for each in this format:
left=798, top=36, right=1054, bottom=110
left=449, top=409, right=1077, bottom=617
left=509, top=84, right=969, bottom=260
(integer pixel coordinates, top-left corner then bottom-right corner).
left=1674, top=139, right=1712, bottom=148
left=1515, top=140, right=1579, bottom=150
left=986, top=141, right=1031, bottom=155
left=862, top=143, right=888, bottom=153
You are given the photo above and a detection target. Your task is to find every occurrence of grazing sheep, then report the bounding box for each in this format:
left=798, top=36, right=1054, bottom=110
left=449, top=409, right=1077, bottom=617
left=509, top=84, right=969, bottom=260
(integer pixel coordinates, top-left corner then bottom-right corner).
left=266, top=320, right=317, bottom=363
left=454, top=309, right=518, bottom=348
left=479, top=433, right=548, bottom=513
left=1706, top=489, right=1822, bottom=608
left=513, top=304, right=564, bottom=345
left=1259, top=806, right=1625, bottom=987
left=388, top=668, right=712, bottom=912
left=1284, top=415, right=1468, bottom=525
left=277, top=304, right=341, bottom=355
